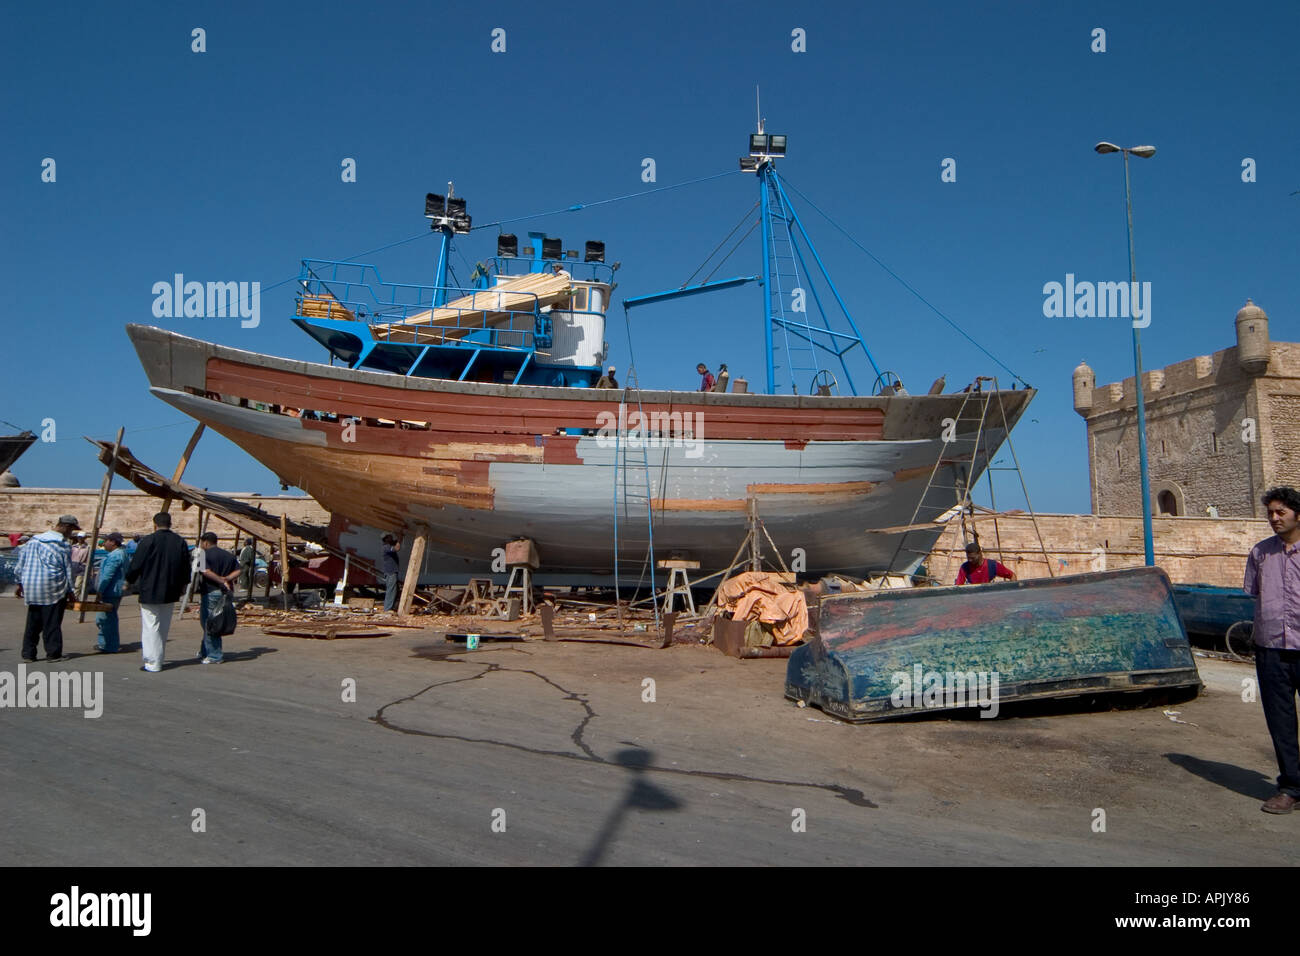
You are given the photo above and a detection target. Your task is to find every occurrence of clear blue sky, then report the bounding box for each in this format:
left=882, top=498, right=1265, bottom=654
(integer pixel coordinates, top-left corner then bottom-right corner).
left=3, top=0, right=1297, bottom=515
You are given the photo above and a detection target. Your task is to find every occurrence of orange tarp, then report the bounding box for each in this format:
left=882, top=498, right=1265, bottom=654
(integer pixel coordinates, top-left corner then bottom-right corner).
left=715, top=570, right=809, bottom=646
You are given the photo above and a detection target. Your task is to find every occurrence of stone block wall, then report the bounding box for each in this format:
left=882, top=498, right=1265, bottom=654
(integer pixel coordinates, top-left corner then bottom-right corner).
left=0, top=488, right=329, bottom=547
left=929, top=512, right=1270, bottom=588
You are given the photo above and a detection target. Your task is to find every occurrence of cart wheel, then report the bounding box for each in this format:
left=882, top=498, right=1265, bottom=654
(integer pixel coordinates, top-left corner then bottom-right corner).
left=1225, top=620, right=1254, bottom=662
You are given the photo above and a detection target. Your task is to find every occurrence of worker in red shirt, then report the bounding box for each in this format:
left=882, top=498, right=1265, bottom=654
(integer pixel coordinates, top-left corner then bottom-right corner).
left=955, top=542, right=1016, bottom=585
left=697, top=363, right=715, bottom=392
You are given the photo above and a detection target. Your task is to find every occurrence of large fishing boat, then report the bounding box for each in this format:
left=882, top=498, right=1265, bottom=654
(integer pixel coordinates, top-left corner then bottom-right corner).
left=0, top=428, right=36, bottom=478
left=127, top=127, right=1034, bottom=585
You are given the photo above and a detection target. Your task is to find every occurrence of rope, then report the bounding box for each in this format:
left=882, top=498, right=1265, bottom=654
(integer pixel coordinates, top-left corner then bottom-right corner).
left=780, top=176, right=1029, bottom=387
left=472, top=169, right=744, bottom=232
left=340, top=230, right=433, bottom=262
left=702, top=219, right=760, bottom=285
left=681, top=202, right=759, bottom=287
left=225, top=171, right=740, bottom=316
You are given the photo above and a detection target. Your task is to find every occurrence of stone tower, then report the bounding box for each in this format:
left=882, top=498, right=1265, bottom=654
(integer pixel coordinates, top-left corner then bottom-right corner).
left=1074, top=299, right=1296, bottom=518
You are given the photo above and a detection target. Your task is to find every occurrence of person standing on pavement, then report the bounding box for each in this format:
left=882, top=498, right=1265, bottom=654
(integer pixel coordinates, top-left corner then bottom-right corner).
left=15, top=514, right=78, bottom=662
left=125, top=512, right=192, bottom=673
left=195, top=531, right=240, bottom=663
left=1245, top=486, right=1300, bottom=814
left=381, top=533, right=401, bottom=612
left=94, top=532, right=129, bottom=653
left=237, top=538, right=257, bottom=597
left=69, top=533, right=89, bottom=593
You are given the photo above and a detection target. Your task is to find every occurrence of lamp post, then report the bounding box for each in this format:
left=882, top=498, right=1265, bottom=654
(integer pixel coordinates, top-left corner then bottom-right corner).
left=1095, top=141, right=1157, bottom=567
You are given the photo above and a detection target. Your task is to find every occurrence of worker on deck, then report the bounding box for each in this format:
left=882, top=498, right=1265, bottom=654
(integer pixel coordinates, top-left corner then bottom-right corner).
left=697, top=363, right=715, bottom=392
left=595, top=366, right=618, bottom=389
left=955, top=542, right=1016, bottom=585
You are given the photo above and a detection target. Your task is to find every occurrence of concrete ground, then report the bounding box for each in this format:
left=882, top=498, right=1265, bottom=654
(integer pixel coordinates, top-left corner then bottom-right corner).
left=1, top=593, right=1296, bottom=866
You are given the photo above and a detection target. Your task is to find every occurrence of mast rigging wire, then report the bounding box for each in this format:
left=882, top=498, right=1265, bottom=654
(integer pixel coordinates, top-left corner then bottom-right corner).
left=779, top=176, right=1029, bottom=387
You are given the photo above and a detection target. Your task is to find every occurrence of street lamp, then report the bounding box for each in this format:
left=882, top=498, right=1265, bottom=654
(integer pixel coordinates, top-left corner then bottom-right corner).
left=1095, top=141, right=1157, bottom=567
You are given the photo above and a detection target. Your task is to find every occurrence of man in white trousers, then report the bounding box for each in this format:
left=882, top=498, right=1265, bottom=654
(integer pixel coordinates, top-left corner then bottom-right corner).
left=125, top=512, right=193, bottom=672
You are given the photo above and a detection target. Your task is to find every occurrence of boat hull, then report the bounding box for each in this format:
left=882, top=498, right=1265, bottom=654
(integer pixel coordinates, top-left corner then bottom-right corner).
left=786, top=567, right=1202, bottom=722
left=1171, top=583, right=1255, bottom=638
left=0, top=431, right=36, bottom=476
left=126, top=324, right=1034, bottom=583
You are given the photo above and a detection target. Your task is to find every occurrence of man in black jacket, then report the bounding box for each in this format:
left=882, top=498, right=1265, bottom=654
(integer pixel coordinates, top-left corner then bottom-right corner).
left=125, top=512, right=194, bottom=673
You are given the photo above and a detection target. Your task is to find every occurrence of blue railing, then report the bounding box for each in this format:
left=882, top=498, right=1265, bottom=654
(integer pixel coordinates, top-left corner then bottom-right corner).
left=295, top=259, right=552, bottom=347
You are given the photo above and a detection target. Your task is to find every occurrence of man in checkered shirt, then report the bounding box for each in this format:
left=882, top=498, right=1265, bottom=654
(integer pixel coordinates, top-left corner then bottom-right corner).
left=15, top=514, right=79, bottom=662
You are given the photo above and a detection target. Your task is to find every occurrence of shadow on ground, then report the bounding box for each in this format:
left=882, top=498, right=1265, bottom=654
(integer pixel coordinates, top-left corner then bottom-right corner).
left=1165, top=753, right=1276, bottom=800
left=580, top=746, right=684, bottom=867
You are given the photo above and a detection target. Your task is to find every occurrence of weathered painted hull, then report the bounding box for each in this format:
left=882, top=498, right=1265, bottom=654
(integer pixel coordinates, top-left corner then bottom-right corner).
left=1172, top=583, right=1255, bottom=637
left=786, top=567, right=1202, bottom=722
left=126, top=324, right=1034, bottom=583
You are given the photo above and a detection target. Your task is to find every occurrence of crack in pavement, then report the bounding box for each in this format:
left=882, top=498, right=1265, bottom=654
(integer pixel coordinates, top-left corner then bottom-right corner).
left=371, top=655, right=876, bottom=808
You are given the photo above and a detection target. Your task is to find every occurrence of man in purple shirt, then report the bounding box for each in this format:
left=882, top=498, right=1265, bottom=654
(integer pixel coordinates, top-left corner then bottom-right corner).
left=1244, top=486, right=1300, bottom=813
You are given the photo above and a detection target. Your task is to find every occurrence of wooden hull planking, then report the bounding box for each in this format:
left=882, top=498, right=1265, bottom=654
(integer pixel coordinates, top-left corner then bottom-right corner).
left=126, top=324, right=1034, bottom=580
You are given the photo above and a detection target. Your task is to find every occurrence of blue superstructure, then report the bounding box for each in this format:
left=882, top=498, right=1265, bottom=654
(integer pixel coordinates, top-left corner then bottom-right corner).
left=294, top=126, right=889, bottom=397
left=293, top=190, right=615, bottom=388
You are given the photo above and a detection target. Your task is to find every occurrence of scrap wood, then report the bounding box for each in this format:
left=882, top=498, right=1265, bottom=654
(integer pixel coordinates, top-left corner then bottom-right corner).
left=546, top=632, right=671, bottom=649
left=537, top=604, right=672, bottom=648
left=235, top=605, right=426, bottom=629
left=263, top=625, right=392, bottom=640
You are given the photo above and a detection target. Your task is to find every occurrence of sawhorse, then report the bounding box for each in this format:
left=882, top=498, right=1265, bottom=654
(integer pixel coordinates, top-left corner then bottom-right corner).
left=658, top=558, right=698, bottom=615
left=502, top=565, right=533, bottom=616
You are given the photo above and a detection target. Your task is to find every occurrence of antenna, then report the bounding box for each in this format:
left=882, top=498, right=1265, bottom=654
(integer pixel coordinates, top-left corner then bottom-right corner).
left=755, top=85, right=764, bottom=133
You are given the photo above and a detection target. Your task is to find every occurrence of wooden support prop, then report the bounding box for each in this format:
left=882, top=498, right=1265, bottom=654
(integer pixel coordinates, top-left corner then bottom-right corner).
left=397, top=525, right=428, bottom=617
left=334, top=553, right=350, bottom=606
left=161, top=424, right=205, bottom=515
left=280, top=513, right=291, bottom=611
left=701, top=497, right=789, bottom=618
left=78, top=426, right=124, bottom=623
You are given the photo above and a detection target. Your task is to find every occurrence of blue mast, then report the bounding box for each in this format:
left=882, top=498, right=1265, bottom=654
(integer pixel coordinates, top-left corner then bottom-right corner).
left=424, top=183, right=471, bottom=306
left=758, top=139, right=777, bottom=394
left=623, top=124, right=881, bottom=395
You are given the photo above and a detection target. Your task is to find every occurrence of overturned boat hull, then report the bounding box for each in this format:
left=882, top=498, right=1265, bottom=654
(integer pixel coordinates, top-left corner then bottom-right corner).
left=1171, top=583, right=1254, bottom=638
left=127, top=324, right=1033, bottom=583
left=786, top=567, right=1202, bottom=722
